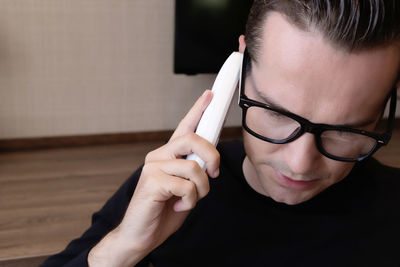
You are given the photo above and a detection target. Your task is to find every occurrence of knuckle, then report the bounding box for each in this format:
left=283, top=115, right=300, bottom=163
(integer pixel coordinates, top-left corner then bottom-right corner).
left=184, top=132, right=198, bottom=143
left=137, top=166, right=158, bottom=194
left=186, top=198, right=197, bottom=210
left=201, top=182, right=210, bottom=198
left=144, top=145, right=167, bottom=163
left=186, top=181, right=197, bottom=196
left=210, top=151, right=221, bottom=165
left=144, top=150, right=156, bottom=163
left=141, top=162, right=158, bottom=181
left=142, top=161, right=154, bottom=173
left=186, top=159, right=201, bottom=173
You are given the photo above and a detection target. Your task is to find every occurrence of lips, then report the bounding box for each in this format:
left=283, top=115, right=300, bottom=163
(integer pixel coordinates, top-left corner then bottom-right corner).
left=273, top=169, right=318, bottom=190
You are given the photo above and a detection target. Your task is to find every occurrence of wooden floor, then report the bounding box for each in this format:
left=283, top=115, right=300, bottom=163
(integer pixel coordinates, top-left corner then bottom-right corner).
left=0, top=130, right=399, bottom=266
left=0, top=141, right=164, bottom=265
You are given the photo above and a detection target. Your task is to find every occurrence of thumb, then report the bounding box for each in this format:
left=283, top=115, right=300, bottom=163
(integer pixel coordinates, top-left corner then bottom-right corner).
left=170, top=90, right=213, bottom=140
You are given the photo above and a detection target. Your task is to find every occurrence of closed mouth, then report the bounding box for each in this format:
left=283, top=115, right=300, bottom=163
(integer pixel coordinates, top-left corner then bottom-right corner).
left=273, top=169, right=319, bottom=190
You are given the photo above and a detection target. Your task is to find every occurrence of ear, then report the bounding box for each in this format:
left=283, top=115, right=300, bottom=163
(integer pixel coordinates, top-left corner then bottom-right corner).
left=238, top=35, right=246, bottom=53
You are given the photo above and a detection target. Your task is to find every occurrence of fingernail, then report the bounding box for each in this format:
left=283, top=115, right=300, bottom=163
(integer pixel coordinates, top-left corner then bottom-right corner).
left=202, top=89, right=211, bottom=97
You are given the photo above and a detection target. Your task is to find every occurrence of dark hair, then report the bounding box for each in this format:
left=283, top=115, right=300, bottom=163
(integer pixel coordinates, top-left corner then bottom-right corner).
left=245, top=0, right=400, bottom=63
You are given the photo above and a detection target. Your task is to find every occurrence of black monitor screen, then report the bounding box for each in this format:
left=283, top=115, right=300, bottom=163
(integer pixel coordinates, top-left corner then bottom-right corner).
left=174, top=0, right=253, bottom=75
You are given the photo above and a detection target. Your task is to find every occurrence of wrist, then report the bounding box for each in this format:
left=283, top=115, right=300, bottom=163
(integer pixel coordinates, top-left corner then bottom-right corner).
left=88, top=226, right=148, bottom=267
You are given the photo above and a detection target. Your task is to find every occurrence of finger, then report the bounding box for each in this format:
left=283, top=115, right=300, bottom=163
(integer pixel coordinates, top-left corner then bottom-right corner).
left=155, top=159, right=210, bottom=199
left=146, top=133, right=220, bottom=178
left=170, top=90, right=213, bottom=140
left=154, top=171, right=199, bottom=212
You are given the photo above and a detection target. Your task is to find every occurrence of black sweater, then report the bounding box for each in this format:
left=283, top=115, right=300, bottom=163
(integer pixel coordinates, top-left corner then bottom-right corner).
left=41, top=140, right=400, bottom=267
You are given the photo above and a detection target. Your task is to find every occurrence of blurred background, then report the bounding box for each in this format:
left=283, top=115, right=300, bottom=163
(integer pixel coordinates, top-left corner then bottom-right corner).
left=0, top=0, right=245, bottom=140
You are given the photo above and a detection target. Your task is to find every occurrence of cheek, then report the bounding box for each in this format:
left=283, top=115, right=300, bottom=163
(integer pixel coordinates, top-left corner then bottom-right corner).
left=326, top=161, right=355, bottom=183
left=243, top=130, right=281, bottom=161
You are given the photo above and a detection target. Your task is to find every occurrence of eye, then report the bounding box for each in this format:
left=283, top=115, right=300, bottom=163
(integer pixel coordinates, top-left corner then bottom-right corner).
left=336, top=131, right=353, bottom=137
left=271, top=111, right=284, bottom=118
left=264, top=109, right=284, bottom=118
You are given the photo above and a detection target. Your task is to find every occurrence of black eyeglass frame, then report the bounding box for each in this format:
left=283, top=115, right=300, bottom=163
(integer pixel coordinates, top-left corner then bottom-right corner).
left=238, top=48, right=398, bottom=162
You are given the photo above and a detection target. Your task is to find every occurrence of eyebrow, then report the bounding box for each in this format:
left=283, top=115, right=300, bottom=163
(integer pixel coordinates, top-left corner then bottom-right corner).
left=249, top=77, right=378, bottom=129
left=249, top=77, right=292, bottom=113
left=339, top=118, right=378, bottom=129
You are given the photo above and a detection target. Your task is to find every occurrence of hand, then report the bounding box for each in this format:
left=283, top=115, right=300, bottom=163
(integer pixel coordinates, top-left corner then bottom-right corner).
left=88, top=90, right=220, bottom=267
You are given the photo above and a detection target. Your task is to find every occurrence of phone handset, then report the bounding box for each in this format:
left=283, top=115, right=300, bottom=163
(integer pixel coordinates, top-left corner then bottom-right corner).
left=186, top=52, right=243, bottom=170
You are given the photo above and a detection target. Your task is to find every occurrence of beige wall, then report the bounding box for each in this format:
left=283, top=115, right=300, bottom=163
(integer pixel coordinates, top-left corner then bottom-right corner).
left=0, top=0, right=242, bottom=139
left=0, top=1, right=398, bottom=139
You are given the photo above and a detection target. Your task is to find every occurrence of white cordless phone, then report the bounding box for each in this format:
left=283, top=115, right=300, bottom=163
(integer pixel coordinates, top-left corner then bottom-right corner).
left=186, top=52, right=243, bottom=170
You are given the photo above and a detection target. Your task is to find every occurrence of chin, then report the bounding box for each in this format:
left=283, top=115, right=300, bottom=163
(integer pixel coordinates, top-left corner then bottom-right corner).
left=266, top=185, right=324, bottom=205
left=269, top=193, right=315, bottom=205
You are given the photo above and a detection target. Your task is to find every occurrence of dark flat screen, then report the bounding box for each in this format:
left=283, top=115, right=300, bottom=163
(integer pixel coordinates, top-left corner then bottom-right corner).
left=174, top=0, right=253, bottom=75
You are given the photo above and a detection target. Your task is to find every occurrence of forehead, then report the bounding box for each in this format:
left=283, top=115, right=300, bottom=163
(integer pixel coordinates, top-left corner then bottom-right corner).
left=249, top=12, right=399, bottom=125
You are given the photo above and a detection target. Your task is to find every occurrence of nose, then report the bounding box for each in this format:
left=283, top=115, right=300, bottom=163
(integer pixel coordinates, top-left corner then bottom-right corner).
left=283, top=133, right=323, bottom=176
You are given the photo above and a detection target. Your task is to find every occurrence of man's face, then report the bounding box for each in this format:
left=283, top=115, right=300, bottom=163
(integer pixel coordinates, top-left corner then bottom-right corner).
left=241, top=12, right=399, bottom=205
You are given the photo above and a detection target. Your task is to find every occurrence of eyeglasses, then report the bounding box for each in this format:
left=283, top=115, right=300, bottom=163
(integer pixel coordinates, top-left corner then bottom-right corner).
left=238, top=49, right=398, bottom=162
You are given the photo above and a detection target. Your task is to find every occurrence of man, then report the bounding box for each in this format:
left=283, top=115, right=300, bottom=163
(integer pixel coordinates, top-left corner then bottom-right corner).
left=42, top=0, right=400, bottom=266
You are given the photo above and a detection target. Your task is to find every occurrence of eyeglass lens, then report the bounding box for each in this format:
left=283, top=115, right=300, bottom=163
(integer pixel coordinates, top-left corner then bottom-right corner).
left=245, top=105, right=378, bottom=160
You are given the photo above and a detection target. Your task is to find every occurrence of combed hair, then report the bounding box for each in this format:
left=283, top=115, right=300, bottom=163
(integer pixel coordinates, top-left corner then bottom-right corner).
left=245, top=0, right=400, bottom=62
